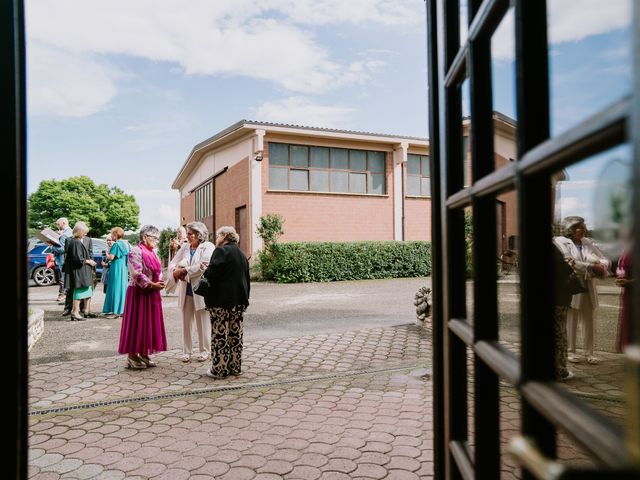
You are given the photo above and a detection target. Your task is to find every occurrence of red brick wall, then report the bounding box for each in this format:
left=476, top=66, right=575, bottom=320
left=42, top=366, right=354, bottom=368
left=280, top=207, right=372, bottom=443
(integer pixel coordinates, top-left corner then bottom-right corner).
left=181, top=193, right=195, bottom=225
left=263, top=192, right=394, bottom=242
left=404, top=197, right=432, bottom=241
left=214, top=157, right=250, bottom=232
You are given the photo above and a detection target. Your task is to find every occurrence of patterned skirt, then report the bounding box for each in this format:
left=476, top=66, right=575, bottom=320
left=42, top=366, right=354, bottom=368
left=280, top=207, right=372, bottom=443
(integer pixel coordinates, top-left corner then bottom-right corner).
left=207, top=305, right=246, bottom=378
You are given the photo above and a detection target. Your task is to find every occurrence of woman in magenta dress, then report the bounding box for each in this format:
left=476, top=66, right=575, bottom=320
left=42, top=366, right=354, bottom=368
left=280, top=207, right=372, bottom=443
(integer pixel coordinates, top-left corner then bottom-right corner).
left=118, top=225, right=167, bottom=369
left=615, top=249, right=633, bottom=353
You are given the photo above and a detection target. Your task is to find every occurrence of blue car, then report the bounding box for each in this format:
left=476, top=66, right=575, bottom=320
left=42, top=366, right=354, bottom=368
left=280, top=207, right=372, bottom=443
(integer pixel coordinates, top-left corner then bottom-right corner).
left=28, top=238, right=108, bottom=287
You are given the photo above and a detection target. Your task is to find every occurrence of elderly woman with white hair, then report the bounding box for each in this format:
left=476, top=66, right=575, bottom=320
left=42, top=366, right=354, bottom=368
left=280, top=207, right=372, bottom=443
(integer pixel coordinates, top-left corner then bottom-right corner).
left=554, top=216, right=610, bottom=365
left=118, top=225, right=167, bottom=369
left=167, top=221, right=215, bottom=363
left=199, top=226, right=250, bottom=379
left=63, top=221, right=97, bottom=321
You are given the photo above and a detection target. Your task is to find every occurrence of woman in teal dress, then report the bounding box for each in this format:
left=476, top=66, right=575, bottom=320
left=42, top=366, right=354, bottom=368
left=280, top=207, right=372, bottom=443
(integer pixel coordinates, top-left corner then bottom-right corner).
left=103, top=227, right=130, bottom=318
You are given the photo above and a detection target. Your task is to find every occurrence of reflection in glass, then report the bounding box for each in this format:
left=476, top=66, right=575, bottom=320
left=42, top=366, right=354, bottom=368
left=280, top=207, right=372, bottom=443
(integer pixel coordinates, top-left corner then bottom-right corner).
left=551, top=144, right=632, bottom=428
left=491, top=7, right=517, bottom=122
left=464, top=206, right=474, bottom=322
left=461, top=79, right=471, bottom=187
left=497, top=192, right=520, bottom=356
left=547, top=0, right=632, bottom=136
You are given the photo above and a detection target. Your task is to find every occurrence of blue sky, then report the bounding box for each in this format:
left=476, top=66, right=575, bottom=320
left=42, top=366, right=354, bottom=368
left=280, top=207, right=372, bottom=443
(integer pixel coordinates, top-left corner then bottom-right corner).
left=26, top=0, right=631, bottom=231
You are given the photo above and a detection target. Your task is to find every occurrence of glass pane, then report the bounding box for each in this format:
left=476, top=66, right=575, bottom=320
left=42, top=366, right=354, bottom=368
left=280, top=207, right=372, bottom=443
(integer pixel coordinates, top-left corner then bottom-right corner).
left=421, top=156, right=430, bottom=176
left=368, top=173, right=384, bottom=195
left=499, top=380, right=522, bottom=480
left=269, top=167, right=288, bottom=190
left=491, top=7, right=517, bottom=125
left=421, top=177, right=431, bottom=197
left=290, top=169, right=308, bottom=191
left=291, top=145, right=309, bottom=167
left=407, top=176, right=421, bottom=196
left=498, top=193, right=521, bottom=358
left=269, top=142, right=289, bottom=166
left=464, top=206, right=474, bottom=323
left=407, top=155, right=420, bottom=175
left=330, top=148, right=349, bottom=169
left=460, top=0, right=469, bottom=46
left=462, top=79, right=472, bottom=187
left=548, top=0, right=632, bottom=137
left=311, top=146, right=329, bottom=168
left=310, top=170, right=329, bottom=192
left=350, top=150, right=367, bottom=171
left=552, top=144, right=632, bottom=427
left=331, top=170, right=348, bottom=192
left=368, top=151, right=385, bottom=173
left=350, top=172, right=366, bottom=193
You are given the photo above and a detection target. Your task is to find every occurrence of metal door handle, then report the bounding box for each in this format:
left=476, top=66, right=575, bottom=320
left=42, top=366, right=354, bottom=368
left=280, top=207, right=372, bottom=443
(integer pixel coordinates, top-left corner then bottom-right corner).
left=509, top=436, right=566, bottom=480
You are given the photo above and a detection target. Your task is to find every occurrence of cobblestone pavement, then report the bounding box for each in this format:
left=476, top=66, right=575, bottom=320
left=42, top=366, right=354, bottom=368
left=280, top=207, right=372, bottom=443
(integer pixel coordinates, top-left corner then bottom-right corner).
left=29, top=325, right=435, bottom=479
left=28, top=277, right=629, bottom=479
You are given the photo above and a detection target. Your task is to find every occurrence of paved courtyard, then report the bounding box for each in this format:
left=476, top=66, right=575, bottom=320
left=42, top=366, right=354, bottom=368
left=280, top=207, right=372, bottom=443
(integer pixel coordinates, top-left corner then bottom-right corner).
left=27, top=277, right=629, bottom=479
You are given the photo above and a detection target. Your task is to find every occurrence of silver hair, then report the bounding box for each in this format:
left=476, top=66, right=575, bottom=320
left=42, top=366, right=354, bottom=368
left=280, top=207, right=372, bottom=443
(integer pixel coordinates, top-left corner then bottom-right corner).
left=56, top=217, right=69, bottom=227
left=139, top=225, right=160, bottom=240
left=216, top=226, right=239, bottom=244
left=72, top=221, right=89, bottom=238
left=562, top=216, right=585, bottom=238
left=186, top=221, right=209, bottom=243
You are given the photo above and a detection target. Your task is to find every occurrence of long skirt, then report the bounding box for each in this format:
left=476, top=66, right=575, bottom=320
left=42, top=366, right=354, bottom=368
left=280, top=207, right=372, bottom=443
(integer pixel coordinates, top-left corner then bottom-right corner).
left=118, top=285, right=167, bottom=356
left=208, top=305, right=246, bottom=377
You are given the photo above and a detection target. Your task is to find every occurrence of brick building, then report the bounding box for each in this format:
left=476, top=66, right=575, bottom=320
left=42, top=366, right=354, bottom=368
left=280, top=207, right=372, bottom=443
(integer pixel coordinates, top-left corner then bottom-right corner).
left=172, top=116, right=517, bottom=259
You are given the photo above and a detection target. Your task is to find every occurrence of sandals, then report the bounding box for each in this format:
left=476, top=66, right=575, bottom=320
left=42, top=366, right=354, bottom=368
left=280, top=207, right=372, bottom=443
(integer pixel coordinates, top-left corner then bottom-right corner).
left=180, top=354, right=191, bottom=363
left=196, top=352, right=210, bottom=362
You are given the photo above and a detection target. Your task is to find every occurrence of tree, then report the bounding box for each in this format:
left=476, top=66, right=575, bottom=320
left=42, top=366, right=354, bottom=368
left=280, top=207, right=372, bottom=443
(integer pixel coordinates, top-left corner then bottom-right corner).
left=28, top=176, right=140, bottom=236
left=255, top=213, right=284, bottom=279
left=158, top=227, right=177, bottom=265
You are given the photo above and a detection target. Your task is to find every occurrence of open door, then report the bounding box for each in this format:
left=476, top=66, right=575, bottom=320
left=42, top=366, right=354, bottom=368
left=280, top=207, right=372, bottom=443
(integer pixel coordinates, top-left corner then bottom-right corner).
left=428, top=1, right=640, bottom=478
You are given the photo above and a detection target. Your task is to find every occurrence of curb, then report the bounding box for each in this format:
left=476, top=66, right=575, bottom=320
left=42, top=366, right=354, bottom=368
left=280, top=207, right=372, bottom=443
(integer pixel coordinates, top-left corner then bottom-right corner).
left=28, top=307, right=44, bottom=352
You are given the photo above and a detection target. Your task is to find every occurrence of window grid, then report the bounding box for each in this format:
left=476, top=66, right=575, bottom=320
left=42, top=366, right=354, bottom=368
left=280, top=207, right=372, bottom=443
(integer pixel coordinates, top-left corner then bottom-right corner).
left=406, top=153, right=431, bottom=197
left=194, top=181, right=212, bottom=220
left=268, top=142, right=386, bottom=195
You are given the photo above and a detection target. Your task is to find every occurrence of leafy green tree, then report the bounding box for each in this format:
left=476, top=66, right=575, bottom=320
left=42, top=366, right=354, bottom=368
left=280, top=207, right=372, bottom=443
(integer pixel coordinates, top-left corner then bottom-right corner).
left=28, top=176, right=140, bottom=236
left=158, top=228, right=177, bottom=265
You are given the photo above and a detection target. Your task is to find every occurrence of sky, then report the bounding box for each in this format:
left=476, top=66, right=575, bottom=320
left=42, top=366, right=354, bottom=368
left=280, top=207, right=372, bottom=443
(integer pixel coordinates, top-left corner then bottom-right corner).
left=25, top=0, right=632, bottom=232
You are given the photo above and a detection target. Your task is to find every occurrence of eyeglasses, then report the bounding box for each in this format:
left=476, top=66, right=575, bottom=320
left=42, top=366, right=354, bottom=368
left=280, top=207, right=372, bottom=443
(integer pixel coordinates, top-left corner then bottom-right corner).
left=146, top=235, right=159, bottom=241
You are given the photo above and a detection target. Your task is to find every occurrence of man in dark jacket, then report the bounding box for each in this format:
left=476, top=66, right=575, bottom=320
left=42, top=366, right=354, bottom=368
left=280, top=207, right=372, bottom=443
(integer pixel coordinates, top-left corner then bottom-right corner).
left=199, top=226, right=250, bottom=379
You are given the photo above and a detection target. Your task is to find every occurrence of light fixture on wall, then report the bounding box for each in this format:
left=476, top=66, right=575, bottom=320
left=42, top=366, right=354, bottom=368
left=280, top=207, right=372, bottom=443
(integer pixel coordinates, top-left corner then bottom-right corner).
left=254, top=151, right=263, bottom=161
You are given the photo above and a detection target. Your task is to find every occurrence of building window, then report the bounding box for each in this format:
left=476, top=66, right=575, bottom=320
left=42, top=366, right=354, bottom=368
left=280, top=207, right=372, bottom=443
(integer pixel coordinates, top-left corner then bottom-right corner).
left=407, top=154, right=431, bottom=197
left=194, top=181, right=212, bottom=220
left=268, top=142, right=386, bottom=194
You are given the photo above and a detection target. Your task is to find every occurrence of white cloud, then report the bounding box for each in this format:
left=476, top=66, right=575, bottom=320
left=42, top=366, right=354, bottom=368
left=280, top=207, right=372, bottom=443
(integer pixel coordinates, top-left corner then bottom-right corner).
left=27, top=42, right=118, bottom=117
left=251, top=96, right=356, bottom=128
left=491, top=1, right=630, bottom=60
left=547, top=0, right=631, bottom=44
left=26, top=0, right=416, bottom=117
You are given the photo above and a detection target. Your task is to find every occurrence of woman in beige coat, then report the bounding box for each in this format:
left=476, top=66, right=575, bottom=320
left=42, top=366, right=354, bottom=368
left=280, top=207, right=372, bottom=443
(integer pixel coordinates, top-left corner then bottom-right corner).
left=553, top=216, right=610, bottom=364
left=167, top=221, right=215, bottom=362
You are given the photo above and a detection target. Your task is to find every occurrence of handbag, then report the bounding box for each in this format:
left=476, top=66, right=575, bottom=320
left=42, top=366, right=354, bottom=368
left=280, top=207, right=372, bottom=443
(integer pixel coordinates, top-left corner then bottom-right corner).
left=567, top=271, right=588, bottom=295
left=193, top=276, right=212, bottom=297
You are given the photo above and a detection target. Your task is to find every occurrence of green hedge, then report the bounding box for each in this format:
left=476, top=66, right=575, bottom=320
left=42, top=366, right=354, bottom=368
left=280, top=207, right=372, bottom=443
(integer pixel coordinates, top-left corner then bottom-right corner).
left=265, top=241, right=431, bottom=283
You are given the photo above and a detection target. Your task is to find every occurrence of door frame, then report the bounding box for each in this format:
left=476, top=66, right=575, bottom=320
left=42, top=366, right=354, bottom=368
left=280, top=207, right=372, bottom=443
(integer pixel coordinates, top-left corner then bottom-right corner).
left=427, top=0, right=640, bottom=478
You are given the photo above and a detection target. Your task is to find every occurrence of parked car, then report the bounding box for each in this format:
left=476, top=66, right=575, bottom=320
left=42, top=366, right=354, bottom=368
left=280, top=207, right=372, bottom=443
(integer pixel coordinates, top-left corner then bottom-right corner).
left=28, top=238, right=108, bottom=286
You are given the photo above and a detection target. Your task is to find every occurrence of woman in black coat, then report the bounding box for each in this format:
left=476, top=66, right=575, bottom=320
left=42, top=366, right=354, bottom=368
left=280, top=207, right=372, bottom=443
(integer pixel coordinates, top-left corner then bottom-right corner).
left=63, top=221, right=97, bottom=321
left=199, top=226, right=250, bottom=378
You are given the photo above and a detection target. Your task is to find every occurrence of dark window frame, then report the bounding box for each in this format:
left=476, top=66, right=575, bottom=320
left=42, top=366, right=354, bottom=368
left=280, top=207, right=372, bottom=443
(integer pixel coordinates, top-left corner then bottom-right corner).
left=268, top=142, right=387, bottom=195
left=406, top=153, right=431, bottom=197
